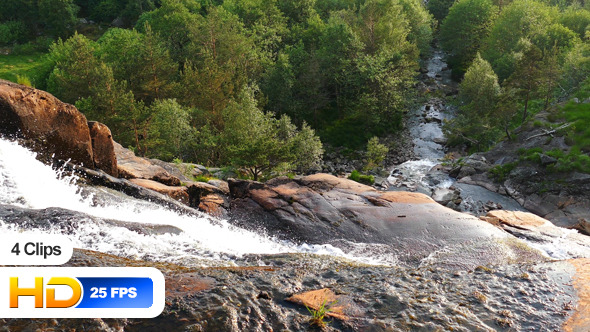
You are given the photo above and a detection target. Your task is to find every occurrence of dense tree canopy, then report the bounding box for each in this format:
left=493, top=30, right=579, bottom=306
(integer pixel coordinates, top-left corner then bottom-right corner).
left=6, top=0, right=434, bottom=177
left=440, top=0, right=497, bottom=78
left=4, top=0, right=590, bottom=177
left=444, top=0, right=590, bottom=154
left=481, top=0, right=557, bottom=80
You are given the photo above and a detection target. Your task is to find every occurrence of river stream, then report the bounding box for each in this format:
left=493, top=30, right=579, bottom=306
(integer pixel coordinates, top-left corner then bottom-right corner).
left=387, top=48, right=526, bottom=216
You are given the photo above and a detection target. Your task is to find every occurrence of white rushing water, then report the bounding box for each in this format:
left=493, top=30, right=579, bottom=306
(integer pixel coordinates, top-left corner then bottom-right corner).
left=0, top=138, right=394, bottom=266
left=387, top=49, right=455, bottom=193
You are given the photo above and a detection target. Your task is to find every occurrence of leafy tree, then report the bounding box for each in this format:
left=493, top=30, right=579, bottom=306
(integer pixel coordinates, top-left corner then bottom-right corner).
left=482, top=0, right=557, bottom=80
left=38, top=0, right=79, bottom=38
left=348, top=0, right=418, bottom=135
left=398, top=0, right=434, bottom=56
left=180, top=7, right=258, bottom=130
left=0, top=0, right=38, bottom=38
left=445, top=53, right=501, bottom=149
left=356, top=0, right=410, bottom=56
left=277, top=0, right=317, bottom=24
left=98, top=25, right=178, bottom=103
left=562, top=42, right=590, bottom=95
left=0, top=21, right=28, bottom=45
left=222, top=0, right=288, bottom=65
left=504, top=39, right=543, bottom=124
left=316, top=15, right=363, bottom=119
left=261, top=51, right=296, bottom=117
left=47, top=33, right=144, bottom=150
left=136, top=0, right=203, bottom=63
left=47, top=33, right=103, bottom=104
left=538, top=46, right=562, bottom=110
left=532, top=23, right=578, bottom=54
left=146, top=99, right=196, bottom=160
left=221, top=87, right=323, bottom=180
left=85, top=0, right=123, bottom=22
left=459, top=53, right=501, bottom=112
left=365, top=136, right=388, bottom=170
left=314, top=0, right=361, bottom=19
left=76, top=67, right=140, bottom=149
left=440, top=0, right=497, bottom=78
left=496, top=89, right=519, bottom=140
left=427, top=0, right=455, bottom=22
left=122, top=0, right=159, bottom=23
left=559, top=7, right=590, bottom=39
left=291, top=121, right=323, bottom=172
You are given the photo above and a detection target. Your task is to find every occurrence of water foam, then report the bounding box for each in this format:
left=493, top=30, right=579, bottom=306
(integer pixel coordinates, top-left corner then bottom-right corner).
left=0, top=139, right=393, bottom=266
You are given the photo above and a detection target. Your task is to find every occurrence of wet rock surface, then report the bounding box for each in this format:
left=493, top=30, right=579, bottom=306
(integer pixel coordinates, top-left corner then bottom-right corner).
left=481, top=210, right=590, bottom=260
left=73, top=166, right=206, bottom=216
left=228, top=174, right=546, bottom=269
left=0, top=204, right=183, bottom=236
left=2, top=249, right=587, bottom=332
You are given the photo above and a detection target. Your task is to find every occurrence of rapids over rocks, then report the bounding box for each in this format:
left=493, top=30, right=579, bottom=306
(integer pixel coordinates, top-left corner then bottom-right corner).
left=387, top=49, right=527, bottom=217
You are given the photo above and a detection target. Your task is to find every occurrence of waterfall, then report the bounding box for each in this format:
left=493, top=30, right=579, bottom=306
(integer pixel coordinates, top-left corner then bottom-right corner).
left=0, top=138, right=389, bottom=266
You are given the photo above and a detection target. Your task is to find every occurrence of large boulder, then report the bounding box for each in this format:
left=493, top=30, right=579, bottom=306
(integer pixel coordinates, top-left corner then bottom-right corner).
left=129, top=178, right=190, bottom=205
left=126, top=178, right=229, bottom=216
left=88, top=121, right=117, bottom=177
left=114, top=141, right=181, bottom=186
left=0, top=79, right=94, bottom=167
left=480, top=210, right=590, bottom=258
left=229, top=174, right=546, bottom=268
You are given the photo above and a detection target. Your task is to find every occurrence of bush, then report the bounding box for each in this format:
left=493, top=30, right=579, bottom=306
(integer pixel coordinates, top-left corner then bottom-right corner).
left=365, top=136, right=389, bottom=171
left=489, top=162, right=516, bottom=182
left=0, top=21, right=28, bottom=46
left=12, top=37, right=55, bottom=55
left=348, top=170, right=375, bottom=185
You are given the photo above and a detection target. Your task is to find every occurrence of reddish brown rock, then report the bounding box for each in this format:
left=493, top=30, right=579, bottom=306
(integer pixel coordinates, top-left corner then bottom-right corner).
left=127, top=178, right=228, bottom=215
left=114, top=142, right=180, bottom=186
left=88, top=121, right=118, bottom=177
left=286, top=288, right=351, bottom=321
left=483, top=210, right=549, bottom=230
left=186, top=182, right=229, bottom=216
left=129, top=178, right=189, bottom=205
left=564, top=258, right=590, bottom=332
left=198, top=194, right=226, bottom=216
left=0, top=79, right=94, bottom=167
left=165, top=273, right=215, bottom=299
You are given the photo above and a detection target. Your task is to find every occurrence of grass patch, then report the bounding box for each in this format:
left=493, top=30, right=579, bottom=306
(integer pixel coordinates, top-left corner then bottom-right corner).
left=348, top=170, right=374, bottom=185
left=0, top=52, right=52, bottom=89
left=562, top=100, right=590, bottom=152
left=306, top=299, right=336, bottom=328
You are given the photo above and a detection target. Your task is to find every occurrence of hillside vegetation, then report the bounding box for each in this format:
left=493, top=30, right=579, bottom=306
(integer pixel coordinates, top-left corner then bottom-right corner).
left=1, top=0, right=436, bottom=179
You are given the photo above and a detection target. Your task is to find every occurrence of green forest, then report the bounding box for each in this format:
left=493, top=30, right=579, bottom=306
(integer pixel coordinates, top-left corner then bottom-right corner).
left=1, top=0, right=589, bottom=179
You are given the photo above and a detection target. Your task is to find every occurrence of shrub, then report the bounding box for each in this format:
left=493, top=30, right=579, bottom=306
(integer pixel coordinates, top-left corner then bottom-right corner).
left=489, top=162, right=516, bottom=182
left=12, top=37, right=55, bottom=55
left=365, top=136, right=389, bottom=171
left=0, top=21, right=28, bottom=46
